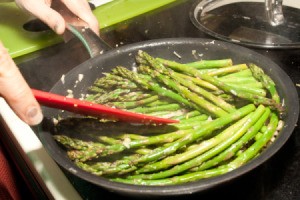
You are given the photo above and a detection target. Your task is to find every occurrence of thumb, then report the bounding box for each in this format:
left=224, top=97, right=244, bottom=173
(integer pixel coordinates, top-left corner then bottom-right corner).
left=0, top=42, right=43, bottom=125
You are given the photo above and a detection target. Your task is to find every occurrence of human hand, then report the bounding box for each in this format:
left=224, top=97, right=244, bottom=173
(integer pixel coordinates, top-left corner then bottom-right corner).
left=15, top=0, right=99, bottom=35
left=0, top=42, right=43, bottom=125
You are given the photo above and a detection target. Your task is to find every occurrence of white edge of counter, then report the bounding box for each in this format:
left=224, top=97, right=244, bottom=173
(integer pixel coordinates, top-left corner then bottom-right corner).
left=0, top=97, right=82, bottom=200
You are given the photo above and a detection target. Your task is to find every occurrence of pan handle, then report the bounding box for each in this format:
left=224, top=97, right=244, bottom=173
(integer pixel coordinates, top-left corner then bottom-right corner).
left=66, top=24, right=112, bottom=58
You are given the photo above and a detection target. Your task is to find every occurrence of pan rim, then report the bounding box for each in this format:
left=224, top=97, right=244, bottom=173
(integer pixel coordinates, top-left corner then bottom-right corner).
left=38, top=37, right=299, bottom=196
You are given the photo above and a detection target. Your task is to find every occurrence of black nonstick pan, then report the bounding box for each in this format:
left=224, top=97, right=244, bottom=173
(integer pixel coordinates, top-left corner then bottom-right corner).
left=36, top=31, right=299, bottom=197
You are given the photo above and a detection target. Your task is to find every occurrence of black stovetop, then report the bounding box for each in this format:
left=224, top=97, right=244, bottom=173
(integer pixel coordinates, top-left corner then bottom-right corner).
left=17, top=0, right=300, bottom=199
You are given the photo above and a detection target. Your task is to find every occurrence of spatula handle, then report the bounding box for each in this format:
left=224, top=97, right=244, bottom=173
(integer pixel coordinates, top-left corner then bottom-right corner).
left=32, top=89, right=178, bottom=124
left=66, top=24, right=112, bottom=58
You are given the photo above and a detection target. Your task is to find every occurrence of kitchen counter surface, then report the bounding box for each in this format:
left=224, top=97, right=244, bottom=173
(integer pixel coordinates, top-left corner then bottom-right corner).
left=12, top=0, right=300, bottom=199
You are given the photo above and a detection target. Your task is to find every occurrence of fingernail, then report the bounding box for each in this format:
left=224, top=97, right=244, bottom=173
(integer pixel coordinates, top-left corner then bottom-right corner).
left=53, top=23, right=60, bottom=34
left=26, top=106, right=43, bottom=125
left=53, top=21, right=64, bottom=35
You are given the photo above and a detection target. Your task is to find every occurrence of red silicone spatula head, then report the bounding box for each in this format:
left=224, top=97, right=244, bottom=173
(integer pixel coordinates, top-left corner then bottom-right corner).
left=32, top=89, right=179, bottom=125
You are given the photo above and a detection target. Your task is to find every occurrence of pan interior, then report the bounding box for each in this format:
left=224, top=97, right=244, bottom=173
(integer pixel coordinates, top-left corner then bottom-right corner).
left=37, top=38, right=299, bottom=196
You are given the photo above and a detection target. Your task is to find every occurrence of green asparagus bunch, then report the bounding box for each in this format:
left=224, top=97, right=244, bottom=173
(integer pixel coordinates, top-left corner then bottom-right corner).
left=52, top=50, right=284, bottom=186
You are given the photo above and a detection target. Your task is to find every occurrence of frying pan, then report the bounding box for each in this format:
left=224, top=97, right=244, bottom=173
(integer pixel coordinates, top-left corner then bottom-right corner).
left=36, top=33, right=299, bottom=197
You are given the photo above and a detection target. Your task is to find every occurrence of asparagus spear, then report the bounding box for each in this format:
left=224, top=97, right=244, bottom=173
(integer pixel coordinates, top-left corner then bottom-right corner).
left=112, top=165, right=229, bottom=185
left=170, top=71, right=236, bottom=113
left=65, top=104, right=254, bottom=172
left=120, top=92, right=154, bottom=102
left=114, top=66, right=193, bottom=107
left=144, top=51, right=283, bottom=112
left=249, top=63, right=280, bottom=104
left=66, top=139, right=126, bottom=161
left=135, top=105, right=265, bottom=174
left=174, top=72, right=220, bottom=91
left=113, top=111, right=277, bottom=185
left=54, top=135, right=105, bottom=150
left=130, top=103, right=182, bottom=114
left=87, top=86, right=106, bottom=94
left=65, top=123, right=198, bottom=162
left=139, top=65, right=229, bottom=117
left=225, top=83, right=267, bottom=97
left=134, top=148, right=153, bottom=155
left=143, top=99, right=172, bottom=107
left=172, top=110, right=202, bottom=120
left=117, top=134, right=148, bottom=141
left=156, top=58, right=233, bottom=69
left=56, top=114, right=208, bottom=162
left=229, top=112, right=278, bottom=166
left=193, top=107, right=271, bottom=171
left=128, top=114, right=253, bottom=179
left=75, top=160, right=137, bottom=176
left=218, top=68, right=253, bottom=78
left=218, top=76, right=260, bottom=84
left=140, top=64, right=236, bottom=113
left=204, top=64, right=248, bottom=77
left=97, top=136, right=122, bottom=145
left=139, top=52, right=239, bottom=114
left=105, top=95, right=159, bottom=109
left=86, top=88, right=131, bottom=103
left=94, top=79, right=138, bottom=89
left=128, top=104, right=255, bottom=165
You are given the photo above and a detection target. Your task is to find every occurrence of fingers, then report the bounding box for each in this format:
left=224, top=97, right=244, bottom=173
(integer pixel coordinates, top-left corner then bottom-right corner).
left=15, top=0, right=100, bottom=35
left=0, top=42, right=43, bottom=125
left=61, top=0, right=100, bottom=35
left=15, top=0, right=66, bottom=34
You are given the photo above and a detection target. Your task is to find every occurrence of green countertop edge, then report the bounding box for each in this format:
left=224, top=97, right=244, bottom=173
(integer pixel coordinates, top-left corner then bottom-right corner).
left=0, top=0, right=176, bottom=58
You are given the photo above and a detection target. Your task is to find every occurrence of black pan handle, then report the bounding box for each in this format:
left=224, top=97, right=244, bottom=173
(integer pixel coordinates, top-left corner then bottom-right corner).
left=66, top=24, right=112, bottom=58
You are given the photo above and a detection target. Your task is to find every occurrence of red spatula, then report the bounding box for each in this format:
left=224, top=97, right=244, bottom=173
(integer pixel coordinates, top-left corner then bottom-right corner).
left=32, top=89, right=179, bottom=124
